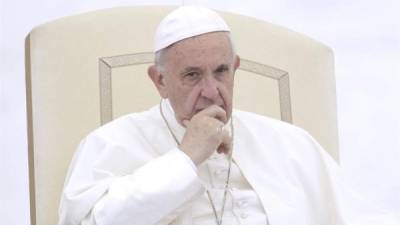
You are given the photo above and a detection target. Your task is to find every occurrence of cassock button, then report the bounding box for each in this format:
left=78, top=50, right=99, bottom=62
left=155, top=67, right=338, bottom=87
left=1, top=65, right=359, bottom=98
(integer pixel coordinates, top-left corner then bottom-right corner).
left=210, top=153, right=224, bottom=160
left=214, top=169, right=227, bottom=177
left=229, top=187, right=237, bottom=191
left=210, top=154, right=218, bottom=160
left=240, top=213, right=248, bottom=219
left=236, top=200, right=248, bottom=208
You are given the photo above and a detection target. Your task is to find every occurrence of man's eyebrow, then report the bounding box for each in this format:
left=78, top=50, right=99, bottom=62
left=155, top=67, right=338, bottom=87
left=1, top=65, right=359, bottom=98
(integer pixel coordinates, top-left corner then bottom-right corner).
left=179, top=66, right=201, bottom=75
left=214, top=64, right=230, bottom=72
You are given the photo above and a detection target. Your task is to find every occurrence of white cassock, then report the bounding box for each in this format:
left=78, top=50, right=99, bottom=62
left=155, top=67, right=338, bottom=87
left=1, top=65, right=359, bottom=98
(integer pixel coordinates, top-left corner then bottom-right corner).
left=58, top=100, right=398, bottom=225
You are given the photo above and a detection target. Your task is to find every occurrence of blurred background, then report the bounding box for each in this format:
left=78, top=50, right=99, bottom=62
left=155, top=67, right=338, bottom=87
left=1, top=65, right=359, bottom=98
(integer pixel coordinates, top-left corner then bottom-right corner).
left=1, top=0, right=399, bottom=224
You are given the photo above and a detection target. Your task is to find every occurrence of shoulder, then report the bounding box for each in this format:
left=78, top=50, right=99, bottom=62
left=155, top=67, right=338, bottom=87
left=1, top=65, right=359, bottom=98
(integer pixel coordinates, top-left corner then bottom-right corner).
left=87, top=105, right=162, bottom=142
left=232, top=109, right=322, bottom=155
left=233, top=109, right=329, bottom=160
left=233, top=109, right=310, bottom=138
left=233, top=110, right=330, bottom=167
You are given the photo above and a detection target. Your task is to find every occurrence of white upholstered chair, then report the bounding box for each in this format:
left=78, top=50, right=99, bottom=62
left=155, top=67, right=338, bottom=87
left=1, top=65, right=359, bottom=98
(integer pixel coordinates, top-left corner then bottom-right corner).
left=25, top=6, right=338, bottom=225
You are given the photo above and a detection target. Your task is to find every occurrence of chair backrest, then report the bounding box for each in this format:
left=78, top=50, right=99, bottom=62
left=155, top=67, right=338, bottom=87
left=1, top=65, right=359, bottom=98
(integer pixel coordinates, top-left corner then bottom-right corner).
left=25, top=6, right=338, bottom=225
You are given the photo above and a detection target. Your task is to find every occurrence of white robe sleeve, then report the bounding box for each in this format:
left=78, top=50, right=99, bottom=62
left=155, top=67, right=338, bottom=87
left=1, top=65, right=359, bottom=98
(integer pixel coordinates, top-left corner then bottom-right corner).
left=58, top=134, right=205, bottom=225
left=291, top=130, right=399, bottom=225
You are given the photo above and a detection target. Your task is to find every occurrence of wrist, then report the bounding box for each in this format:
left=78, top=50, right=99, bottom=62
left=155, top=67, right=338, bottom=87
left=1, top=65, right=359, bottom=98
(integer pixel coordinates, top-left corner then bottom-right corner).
left=179, top=145, right=203, bottom=166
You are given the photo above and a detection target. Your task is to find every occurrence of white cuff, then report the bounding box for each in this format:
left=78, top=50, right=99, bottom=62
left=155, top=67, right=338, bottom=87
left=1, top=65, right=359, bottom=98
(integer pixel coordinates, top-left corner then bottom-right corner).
left=175, top=148, right=198, bottom=172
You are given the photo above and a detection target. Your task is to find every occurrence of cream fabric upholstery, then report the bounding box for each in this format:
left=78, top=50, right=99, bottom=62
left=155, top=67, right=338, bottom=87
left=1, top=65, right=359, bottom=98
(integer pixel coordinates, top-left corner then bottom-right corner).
left=25, top=6, right=338, bottom=225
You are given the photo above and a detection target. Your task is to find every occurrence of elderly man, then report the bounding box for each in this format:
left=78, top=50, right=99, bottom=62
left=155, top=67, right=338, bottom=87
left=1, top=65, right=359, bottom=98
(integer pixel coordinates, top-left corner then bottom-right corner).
left=58, top=6, right=398, bottom=225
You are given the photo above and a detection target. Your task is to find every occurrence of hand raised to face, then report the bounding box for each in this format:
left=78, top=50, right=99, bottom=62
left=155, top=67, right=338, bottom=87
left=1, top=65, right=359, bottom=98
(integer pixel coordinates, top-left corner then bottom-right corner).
left=179, top=105, right=232, bottom=166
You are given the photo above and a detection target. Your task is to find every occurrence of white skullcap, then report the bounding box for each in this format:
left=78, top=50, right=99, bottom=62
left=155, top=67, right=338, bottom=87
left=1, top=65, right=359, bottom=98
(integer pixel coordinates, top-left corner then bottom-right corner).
left=154, top=6, right=230, bottom=52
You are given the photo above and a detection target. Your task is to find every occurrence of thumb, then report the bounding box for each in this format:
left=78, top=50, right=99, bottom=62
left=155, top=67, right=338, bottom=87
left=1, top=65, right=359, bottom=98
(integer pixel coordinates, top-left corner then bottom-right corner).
left=217, top=130, right=232, bottom=154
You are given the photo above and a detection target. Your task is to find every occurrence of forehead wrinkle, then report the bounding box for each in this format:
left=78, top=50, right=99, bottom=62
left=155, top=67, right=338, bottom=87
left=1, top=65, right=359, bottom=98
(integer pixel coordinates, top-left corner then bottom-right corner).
left=179, top=66, right=202, bottom=75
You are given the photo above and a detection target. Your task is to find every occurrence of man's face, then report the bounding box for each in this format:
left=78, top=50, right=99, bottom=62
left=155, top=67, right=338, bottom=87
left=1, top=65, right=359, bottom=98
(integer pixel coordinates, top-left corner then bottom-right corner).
left=151, top=32, right=240, bottom=125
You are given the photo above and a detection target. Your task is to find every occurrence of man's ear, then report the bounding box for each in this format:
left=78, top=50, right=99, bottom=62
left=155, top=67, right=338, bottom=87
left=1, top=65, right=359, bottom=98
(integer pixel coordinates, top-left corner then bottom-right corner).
left=233, top=55, right=241, bottom=70
left=148, top=65, right=168, bottom=98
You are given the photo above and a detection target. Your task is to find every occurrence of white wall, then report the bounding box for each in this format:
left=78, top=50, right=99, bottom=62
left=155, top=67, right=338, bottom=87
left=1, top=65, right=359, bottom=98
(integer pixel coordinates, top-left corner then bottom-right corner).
left=1, top=0, right=399, bottom=224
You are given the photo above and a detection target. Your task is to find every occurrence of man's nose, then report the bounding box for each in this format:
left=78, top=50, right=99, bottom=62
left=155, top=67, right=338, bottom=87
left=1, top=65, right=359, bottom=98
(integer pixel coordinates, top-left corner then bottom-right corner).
left=200, top=76, right=219, bottom=100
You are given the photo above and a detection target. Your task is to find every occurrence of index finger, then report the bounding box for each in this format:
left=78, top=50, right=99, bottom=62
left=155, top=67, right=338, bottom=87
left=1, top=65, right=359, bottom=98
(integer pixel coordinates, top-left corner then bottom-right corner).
left=196, top=105, right=228, bottom=123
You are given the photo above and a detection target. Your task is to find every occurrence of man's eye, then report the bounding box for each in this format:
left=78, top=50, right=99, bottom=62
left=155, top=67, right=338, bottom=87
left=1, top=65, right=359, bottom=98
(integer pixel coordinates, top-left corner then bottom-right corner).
left=216, top=67, right=228, bottom=73
left=182, top=72, right=200, bottom=86
left=185, top=72, right=199, bottom=78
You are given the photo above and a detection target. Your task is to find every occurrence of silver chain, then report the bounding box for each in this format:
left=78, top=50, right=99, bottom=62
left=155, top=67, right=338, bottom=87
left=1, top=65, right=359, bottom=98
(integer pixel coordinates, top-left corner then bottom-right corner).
left=159, top=100, right=234, bottom=225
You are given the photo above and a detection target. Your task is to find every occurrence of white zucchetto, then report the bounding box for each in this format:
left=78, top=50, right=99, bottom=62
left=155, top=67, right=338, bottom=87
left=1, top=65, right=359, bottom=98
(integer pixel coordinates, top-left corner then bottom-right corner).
left=154, top=6, right=230, bottom=52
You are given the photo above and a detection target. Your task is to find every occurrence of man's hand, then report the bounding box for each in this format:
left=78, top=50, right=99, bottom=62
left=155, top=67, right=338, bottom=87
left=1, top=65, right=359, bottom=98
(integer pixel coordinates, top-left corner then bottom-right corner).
left=179, top=105, right=232, bottom=166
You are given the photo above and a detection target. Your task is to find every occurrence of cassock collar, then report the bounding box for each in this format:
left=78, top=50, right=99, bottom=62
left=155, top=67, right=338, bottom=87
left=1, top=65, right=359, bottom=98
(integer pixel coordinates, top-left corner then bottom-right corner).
left=160, top=98, right=187, bottom=143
